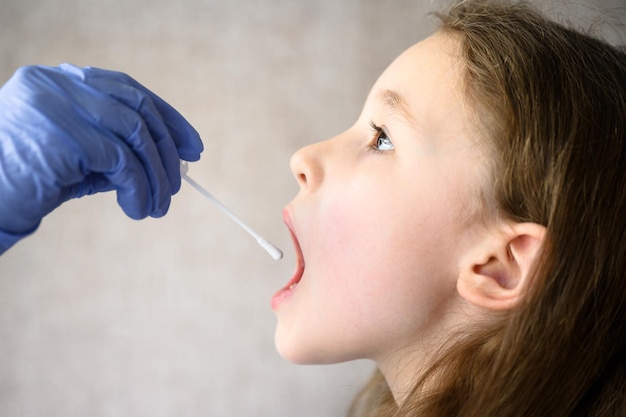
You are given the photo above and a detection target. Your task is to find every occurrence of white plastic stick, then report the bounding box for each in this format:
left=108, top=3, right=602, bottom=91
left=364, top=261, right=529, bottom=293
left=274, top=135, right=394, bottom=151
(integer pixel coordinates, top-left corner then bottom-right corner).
left=180, top=161, right=283, bottom=261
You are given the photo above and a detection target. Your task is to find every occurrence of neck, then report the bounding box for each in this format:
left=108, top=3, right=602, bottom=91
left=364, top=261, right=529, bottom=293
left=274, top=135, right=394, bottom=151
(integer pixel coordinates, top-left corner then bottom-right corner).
left=376, top=339, right=442, bottom=405
left=375, top=303, right=479, bottom=406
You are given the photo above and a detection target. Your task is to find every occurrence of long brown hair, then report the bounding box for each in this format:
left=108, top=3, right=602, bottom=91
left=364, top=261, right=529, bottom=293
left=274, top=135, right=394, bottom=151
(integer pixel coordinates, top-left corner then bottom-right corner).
left=349, top=1, right=626, bottom=416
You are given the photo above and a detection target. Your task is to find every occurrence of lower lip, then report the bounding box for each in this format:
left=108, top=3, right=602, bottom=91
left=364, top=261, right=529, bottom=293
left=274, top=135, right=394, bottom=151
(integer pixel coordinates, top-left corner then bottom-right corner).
left=271, top=283, right=298, bottom=311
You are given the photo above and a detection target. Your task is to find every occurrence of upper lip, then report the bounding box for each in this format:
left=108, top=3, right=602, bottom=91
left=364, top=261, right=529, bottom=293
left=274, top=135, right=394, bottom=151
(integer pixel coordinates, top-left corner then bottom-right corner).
left=282, top=207, right=305, bottom=287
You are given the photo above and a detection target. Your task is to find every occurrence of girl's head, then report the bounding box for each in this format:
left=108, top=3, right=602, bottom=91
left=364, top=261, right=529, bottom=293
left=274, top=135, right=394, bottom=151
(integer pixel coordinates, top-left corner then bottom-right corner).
left=274, top=29, right=500, bottom=373
left=273, top=0, right=626, bottom=415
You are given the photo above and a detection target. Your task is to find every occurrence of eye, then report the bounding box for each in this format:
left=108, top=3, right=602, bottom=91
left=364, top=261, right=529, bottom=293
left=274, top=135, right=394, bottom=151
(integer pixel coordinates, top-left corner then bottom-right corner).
left=369, top=121, right=395, bottom=153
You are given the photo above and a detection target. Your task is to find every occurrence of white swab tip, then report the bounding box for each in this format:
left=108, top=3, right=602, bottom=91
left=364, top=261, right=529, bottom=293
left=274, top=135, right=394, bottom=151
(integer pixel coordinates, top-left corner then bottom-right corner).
left=258, top=238, right=283, bottom=261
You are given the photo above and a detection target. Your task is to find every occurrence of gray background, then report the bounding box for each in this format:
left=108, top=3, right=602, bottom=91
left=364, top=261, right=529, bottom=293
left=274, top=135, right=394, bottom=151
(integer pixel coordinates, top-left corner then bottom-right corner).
left=0, top=0, right=623, bottom=416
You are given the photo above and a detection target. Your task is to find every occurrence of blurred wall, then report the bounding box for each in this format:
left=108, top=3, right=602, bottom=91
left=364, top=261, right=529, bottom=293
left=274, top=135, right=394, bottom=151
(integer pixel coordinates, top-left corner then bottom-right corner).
left=0, top=0, right=623, bottom=416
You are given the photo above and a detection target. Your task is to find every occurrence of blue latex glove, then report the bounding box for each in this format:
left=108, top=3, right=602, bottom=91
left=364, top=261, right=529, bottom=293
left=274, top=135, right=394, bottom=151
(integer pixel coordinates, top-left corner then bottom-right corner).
left=0, top=64, right=204, bottom=253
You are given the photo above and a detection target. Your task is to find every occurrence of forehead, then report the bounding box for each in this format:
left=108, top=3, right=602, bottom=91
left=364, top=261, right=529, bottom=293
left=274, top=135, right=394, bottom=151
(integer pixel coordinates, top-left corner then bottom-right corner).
left=378, top=31, right=463, bottom=93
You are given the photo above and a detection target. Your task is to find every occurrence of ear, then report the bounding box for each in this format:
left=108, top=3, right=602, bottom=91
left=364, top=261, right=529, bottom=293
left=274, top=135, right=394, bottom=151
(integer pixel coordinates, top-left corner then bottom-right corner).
left=457, top=222, right=546, bottom=311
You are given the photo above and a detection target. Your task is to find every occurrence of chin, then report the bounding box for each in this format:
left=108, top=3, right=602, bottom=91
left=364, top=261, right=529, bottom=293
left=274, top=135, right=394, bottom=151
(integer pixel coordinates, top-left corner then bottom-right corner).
left=274, top=330, right=361, bottom=366
left=274, top=331, right=332, bottom=365
left=274, top=331, right=312, bottom=364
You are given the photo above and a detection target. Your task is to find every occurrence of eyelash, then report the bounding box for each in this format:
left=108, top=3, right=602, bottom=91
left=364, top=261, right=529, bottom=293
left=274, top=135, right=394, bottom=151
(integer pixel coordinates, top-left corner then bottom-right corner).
left=368, top=121, right=395, bottom=154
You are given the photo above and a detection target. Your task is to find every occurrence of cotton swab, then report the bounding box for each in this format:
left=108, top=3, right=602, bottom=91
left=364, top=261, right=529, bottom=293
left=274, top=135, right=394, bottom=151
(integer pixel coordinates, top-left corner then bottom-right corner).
left=179, top=161, right=283, bottom=261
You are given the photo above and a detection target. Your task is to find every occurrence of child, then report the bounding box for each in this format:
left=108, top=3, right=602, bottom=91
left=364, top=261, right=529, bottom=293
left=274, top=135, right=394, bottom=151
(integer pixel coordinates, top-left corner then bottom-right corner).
left=271, top=0, right=626, bottom=416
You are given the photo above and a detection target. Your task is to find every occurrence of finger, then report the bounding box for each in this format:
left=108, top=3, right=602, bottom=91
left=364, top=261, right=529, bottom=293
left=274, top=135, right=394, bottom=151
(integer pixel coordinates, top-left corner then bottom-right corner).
left=60, top=64, right=204, bottom=161
left=89, top=104, right=173, bottom=217
left=83, top=77, right=183, bottom=193
left=54, top=86, right=172, bottom=218
left=56, top=120, right=159, bottom=219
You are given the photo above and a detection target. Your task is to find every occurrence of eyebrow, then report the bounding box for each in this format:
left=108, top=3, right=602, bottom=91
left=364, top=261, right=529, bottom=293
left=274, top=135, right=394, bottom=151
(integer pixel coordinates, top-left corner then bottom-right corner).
left=377, top=89, right=416, bottom=126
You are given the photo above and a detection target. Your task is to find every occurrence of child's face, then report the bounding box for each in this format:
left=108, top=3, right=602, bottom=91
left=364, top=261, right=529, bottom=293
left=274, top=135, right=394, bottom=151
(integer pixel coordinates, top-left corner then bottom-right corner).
left=273, top=32, right=490, bottom=369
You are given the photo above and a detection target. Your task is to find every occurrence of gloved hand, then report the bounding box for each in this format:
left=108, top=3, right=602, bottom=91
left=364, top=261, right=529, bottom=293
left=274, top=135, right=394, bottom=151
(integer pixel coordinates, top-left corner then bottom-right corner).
left=0, top=64, right=204, bottom=253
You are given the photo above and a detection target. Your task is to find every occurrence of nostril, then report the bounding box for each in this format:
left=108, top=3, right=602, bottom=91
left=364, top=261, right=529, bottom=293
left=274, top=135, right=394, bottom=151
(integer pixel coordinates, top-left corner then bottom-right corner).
left=297, top=172, right=308, bottom=187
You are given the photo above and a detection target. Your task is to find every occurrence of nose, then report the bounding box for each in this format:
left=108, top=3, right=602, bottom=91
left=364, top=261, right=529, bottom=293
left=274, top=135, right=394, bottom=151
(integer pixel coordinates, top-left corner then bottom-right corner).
left=289, top=141, right=325, bottom=192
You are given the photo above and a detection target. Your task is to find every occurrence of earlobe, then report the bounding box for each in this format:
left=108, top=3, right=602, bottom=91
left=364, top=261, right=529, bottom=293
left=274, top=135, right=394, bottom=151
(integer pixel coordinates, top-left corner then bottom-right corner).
left=457, top=223, right=546, bottom=311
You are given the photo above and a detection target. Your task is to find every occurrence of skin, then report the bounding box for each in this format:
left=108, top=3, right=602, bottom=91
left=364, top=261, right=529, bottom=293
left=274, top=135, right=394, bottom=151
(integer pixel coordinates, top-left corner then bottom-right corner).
left=273, top=31, right=494, bottom=404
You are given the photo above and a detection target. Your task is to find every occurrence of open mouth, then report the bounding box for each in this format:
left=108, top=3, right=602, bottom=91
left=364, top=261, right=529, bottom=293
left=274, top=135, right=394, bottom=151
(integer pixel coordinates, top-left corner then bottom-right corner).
left=271, top=209, right=305, bottom=309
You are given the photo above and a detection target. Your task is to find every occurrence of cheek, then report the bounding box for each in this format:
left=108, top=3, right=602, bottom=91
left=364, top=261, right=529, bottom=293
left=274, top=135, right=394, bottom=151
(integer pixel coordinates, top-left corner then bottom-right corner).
left=308, top=182, right=440, bottom=301
left=313, top=184, right=394, bottom=265
left=313, top=173, right=464, bottom=288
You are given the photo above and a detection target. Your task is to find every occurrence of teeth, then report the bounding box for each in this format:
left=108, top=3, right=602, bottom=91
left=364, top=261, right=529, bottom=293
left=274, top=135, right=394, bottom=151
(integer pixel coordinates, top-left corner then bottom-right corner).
left=289, top=283, right=298, bottom=290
